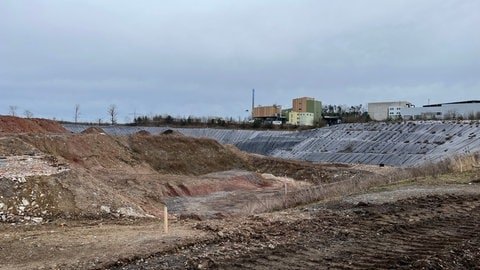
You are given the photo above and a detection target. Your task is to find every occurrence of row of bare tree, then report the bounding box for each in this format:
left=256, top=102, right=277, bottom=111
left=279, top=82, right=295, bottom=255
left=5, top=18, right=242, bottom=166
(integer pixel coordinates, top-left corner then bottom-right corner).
left=7, top=104, right=119, bottom=125
left=7, top=105, right=33, bottom=119
left=73, top=104, right=118, bottom=124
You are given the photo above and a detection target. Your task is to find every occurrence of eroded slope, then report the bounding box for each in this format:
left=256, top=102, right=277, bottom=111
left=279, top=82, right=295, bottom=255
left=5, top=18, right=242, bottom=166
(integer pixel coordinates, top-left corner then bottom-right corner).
left=1, top=125, right=352, bottom=224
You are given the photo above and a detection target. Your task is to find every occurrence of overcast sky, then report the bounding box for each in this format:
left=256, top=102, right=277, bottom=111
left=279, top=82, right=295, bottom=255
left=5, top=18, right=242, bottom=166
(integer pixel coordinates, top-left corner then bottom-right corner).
left=1, top=0, right=479, bottom=122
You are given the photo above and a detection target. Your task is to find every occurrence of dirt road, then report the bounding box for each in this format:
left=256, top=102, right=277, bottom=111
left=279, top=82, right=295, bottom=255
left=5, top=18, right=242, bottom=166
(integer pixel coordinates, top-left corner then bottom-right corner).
left=110, top=184, right=480, bottom=270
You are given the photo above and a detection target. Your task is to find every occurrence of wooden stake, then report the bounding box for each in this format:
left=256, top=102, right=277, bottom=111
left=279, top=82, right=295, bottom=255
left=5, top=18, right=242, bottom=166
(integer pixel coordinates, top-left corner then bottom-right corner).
left=284, top=182, right=288, bottom=196
left=163, top=205, right=168, bottom=234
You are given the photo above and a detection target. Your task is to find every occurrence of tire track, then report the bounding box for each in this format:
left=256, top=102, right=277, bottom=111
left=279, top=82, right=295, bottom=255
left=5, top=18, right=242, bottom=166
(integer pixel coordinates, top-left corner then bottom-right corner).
left=109, top=193, right=480, bottom=270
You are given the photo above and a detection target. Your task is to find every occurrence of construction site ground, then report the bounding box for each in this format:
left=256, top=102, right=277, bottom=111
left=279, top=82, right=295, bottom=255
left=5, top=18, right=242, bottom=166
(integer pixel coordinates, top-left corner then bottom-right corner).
left=1, top=117, right=480, bottom=269
left=1, top=173, right=479, bottom=270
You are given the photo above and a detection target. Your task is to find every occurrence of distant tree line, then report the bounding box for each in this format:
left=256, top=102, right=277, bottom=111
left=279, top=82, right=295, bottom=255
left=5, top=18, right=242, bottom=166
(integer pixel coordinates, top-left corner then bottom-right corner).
left=322, top=104, right=371, bottom=124
left=7, top=105, right=34, bottom=119
left=130, top=114, right=300, bottom=130
left=133, top=115, right=231, bottom=127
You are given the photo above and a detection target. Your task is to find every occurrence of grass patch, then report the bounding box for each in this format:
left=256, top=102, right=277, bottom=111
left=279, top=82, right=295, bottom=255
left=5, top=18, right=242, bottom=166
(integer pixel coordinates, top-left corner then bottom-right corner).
left=243, top=154, right=480, bottom=214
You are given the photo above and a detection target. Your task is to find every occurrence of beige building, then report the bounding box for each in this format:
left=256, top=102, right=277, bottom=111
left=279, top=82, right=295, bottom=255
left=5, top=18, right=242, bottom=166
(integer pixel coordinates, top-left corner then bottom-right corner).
left=252, top=105, right=282, bottom=118
left=292, top=97, right=312, bottom=112
left=368, top=101, right=414, bottom=121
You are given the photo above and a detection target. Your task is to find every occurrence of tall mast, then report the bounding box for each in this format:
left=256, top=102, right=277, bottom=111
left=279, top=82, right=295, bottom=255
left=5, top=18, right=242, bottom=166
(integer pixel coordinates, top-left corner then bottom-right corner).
left=252, top=88, right=255, bottom=119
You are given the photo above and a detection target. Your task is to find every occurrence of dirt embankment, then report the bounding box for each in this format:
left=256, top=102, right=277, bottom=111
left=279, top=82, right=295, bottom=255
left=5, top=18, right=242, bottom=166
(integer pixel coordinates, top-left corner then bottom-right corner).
left=0, top=133, right=250, bottom=221
left=129, top=134, right=249, bottom=175
left=0, top=116, right=68, bottom=134
left=1, top=130, right=313, bottom=223
left=248, top=155, right=356, bottom=184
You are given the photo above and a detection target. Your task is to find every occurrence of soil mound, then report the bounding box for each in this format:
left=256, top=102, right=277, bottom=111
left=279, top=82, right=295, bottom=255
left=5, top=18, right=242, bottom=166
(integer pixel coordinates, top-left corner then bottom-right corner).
left=161, top=129, right=184, bottom=136
left=81, top=127, right=105, bottom=134
left=0, top=116, right=68, bottom=134
left=129, top=135, right=248, bottom=175
left=249, top=155, right=331, bottom=184
left=135, top=130, right=151, bottom=136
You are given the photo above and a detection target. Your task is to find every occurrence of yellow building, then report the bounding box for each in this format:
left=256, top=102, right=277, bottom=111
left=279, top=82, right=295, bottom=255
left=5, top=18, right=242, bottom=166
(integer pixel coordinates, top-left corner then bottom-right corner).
left=288, top=111, right=315, bottom=126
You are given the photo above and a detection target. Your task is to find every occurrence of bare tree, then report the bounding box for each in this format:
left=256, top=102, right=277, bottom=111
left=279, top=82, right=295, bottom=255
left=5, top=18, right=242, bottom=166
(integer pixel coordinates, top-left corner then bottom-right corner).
left=9, top=105, right=18, bottom=116
left=74, top=104, right=81, bottom=124
left=24, top=110, right=33, bottom=119
left=107, top=104, right=118, bottom=125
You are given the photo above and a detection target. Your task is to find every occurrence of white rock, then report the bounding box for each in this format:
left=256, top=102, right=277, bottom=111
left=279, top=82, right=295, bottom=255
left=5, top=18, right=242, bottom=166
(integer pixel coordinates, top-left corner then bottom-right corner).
left=0, top=203, right=5, bottom=210
left=117, top=207, right=145, bottom=218
left=100, top=205, right=111, bottom=213
left=32, top=217, right=43, bottom=223
left=22, top=199, right=30, bottom=206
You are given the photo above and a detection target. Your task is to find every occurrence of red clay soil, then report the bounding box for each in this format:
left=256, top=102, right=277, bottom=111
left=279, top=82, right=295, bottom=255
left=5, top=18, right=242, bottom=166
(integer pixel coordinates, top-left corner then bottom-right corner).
left=0, top=116, right=68, bottom=134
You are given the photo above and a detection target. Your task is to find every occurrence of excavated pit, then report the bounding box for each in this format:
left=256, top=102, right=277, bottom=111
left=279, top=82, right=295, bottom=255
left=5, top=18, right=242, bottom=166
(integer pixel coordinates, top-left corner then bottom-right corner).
left=2, top=117, right=373, bottom=223
left=65, top=121, right=480, bottom=167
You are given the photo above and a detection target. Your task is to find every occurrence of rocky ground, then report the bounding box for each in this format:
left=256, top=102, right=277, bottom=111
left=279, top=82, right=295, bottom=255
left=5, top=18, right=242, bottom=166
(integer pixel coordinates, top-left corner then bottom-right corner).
left=2, top=178, right=479, bottom=270
left=109, top=181, right=480, bottom=270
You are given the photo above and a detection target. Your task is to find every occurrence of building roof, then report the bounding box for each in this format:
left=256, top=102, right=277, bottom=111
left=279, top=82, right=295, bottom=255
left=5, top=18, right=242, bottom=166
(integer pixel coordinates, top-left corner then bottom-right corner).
left=293, top=97, right=315, bottom=100
left=423, top=100, right=480, bottom=108
left=368, top=101, right=412, bottom=105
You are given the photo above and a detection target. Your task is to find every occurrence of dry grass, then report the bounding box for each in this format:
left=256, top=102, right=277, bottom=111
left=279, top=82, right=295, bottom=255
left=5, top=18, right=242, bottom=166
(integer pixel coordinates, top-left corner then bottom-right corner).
left=243, top=153, right=480, bottom=214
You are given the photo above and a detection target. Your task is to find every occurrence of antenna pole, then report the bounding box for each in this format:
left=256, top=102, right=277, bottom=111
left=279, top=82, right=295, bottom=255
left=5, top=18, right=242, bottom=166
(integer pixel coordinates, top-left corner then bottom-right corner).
left=252, top=89, right=255, bottom=119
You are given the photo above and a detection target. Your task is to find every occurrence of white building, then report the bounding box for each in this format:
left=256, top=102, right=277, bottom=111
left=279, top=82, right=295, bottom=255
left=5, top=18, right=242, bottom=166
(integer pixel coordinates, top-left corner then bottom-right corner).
left=368, top=101, right=414, bottom=121
left=401, top=100, right=480, bottom=120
